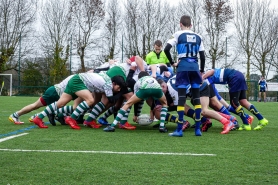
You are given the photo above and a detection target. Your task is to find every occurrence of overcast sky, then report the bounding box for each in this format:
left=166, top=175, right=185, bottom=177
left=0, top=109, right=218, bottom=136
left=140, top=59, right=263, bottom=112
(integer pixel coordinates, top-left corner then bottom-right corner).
left=162, top=0, right=277, bottom=78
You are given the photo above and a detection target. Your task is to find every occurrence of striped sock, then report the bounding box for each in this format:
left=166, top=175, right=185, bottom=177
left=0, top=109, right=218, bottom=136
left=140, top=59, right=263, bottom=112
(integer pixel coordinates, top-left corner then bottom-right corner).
left=134, top=100, right=144, bottom=116
left=194, top=105, right=202, bottom=130
left=103, top=106, right=115, bottom=119
left=166, top=113, right=178, bottom=123
left=249, top=104, right=263, bottom=120
left=87, top=102, right=105, bottom=121
left=111, top=109, right=126, bottom=127
left=159, top=107, right=168, bottom=127
left=120, top=107, right=131, bottom=125
left=219, top=105, right=231, bottom=115
left=186, top=108, right=195, bottom=119
left=236, top=105, right=248, bottom=124
left=38, top=102, right=57, bottom=119
left=227, top=105, right=237, bottom=114
left=230, top=105, right=250, bottom=119
left=12, top=112, right=19, bottom=118
left=71, top=101, right=90, bottom=119
left=57, top=105, right=73, bottom=115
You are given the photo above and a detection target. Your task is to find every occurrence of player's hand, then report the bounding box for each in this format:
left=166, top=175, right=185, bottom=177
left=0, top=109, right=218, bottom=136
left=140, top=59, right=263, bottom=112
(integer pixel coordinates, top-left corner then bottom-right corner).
left=126, top=58, right=132, bottom=64
left=130, top=65, right=136, bottom=71
left=150, top=110, right=154, bottom=120
left=133, top=116, right=138, bottom=123
left=109, top=60, right=116, bottom=65
left=172, top=63, right=178, bottom=67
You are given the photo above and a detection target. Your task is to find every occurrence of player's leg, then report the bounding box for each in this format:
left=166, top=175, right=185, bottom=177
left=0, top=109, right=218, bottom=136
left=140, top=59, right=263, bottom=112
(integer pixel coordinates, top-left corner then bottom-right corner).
left=83, top=93, right=109, bottom=128
left=258, top=91, right=261, bottom=102
left=103, top=94, right=142, bottom=132
left=200, top=96, right=233, bottom=134
left=190, top=74, right=202, bottom=136
left=134, top=56, right=145, bottom=72
left=119, top=91, right=137, bottom=129
left=263, top=91, right=266, bottom=102
left=149, top=64, right=158, bottom=78
left=64, top=89, right=97, bottom=129
left=229, top=91, right=251, bottom=131
left=33, top=92, right=73, bottom=129
left=9, top=98, right=44, bottom=124
left=9, top=86, right=58, bottom=124
left=238, top=90, right=268, bottom=130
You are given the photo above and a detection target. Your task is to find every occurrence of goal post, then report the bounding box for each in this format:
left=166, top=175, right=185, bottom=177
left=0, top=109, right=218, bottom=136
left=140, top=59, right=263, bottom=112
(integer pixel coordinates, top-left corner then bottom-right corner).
left=0, top=74, right=12, bottom=96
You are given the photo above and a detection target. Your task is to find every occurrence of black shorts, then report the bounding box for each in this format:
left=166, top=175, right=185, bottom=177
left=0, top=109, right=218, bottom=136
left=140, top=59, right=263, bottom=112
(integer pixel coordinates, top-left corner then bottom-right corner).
left=208, top=85, right=216, bottom=98
left=200, top=84, right=210, bottom=97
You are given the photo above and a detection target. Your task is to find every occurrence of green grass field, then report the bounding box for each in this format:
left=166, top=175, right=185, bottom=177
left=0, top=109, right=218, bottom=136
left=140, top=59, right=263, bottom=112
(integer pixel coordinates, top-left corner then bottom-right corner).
left=0, top=96, right=278, bottom=185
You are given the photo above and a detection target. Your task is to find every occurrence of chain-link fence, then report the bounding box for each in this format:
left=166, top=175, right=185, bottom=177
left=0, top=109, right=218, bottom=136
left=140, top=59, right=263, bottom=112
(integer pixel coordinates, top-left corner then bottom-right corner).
left=0, top=73, right=68, bottom=96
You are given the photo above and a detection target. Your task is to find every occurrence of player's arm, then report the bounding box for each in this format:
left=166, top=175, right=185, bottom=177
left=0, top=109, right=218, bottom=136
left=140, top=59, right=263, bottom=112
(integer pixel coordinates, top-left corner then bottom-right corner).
left=199, top=51, right=205, bottom=73
left=198, top=39, right=206, bottom=73
left=103, top=80, right=117, bottom=103
left=164, top=43, right=174, bottom=66
left=94, top=67, right=110, bottom=73
left=266, top=82, right=268, bottom=90
left=126, top=67, right=136, bottom=91
left=202, top=69, right=215, bottom=80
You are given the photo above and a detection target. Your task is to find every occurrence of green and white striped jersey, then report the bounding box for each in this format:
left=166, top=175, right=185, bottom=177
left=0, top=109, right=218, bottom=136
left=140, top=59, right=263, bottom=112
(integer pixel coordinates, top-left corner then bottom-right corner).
left=79, top=72, right=113, bottom=97
left=134, top=76, right=161, bottom=93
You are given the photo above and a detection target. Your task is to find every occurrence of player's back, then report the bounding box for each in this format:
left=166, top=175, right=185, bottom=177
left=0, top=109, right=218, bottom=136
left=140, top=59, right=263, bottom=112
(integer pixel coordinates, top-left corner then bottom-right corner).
left=79, top=72, right=111, bottom=93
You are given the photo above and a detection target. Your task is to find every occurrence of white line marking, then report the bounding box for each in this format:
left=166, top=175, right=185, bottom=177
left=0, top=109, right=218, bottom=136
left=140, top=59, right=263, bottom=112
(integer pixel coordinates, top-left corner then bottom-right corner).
left=0, top=133, right=28, bottom=143
left=0, top=148, right=216, bottom=156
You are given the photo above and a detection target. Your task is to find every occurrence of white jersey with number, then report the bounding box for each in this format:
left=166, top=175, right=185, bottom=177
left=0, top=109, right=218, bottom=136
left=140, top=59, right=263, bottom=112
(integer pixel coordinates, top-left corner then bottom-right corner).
left=78, top=72, right=113, bottom=98
left=54, top=75, right=74, bottom=96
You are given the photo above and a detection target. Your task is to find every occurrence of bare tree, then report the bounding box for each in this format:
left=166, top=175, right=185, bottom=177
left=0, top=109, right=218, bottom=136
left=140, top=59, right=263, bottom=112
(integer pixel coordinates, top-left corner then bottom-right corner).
left=178, top=0, right=204, bottom=34
left=0, top=0, right=37, bottom=73
left=203, top=0, right=234, bottom=69
left=252, top=4, right=278, bottom=78
left=69, top=0, right=105, bottom=72
left=122, top=0, right=142, bottom=57
left=122, top=0, right=172, bottom=59
left=140, top=0, right=171, bottom=58
left=233, top=0, right=261, bottom=80
left=39, top=0, right=71, bottom=83
left=97, top=0, right=122, bottom=62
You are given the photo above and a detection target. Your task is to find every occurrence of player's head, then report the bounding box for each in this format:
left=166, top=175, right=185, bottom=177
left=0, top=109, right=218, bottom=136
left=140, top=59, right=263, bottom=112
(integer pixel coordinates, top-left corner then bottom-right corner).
left=261, top=76, right=265, bottom=79
left=111, top=75, right=126, bottom=92
left=157, top=79, right=167, bottom=93
left=138, top=71, right=150, bottom=79
left=153, top=40, right=162, bottom=54
left=180, top=15, right=192, bottom=28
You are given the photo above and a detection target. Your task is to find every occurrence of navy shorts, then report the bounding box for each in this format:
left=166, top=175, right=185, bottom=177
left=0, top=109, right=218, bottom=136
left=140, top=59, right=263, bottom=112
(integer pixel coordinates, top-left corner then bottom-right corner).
left=228, top=71, right=247, bottom=92
left=259, top=87, right=266, bottom=92
left=176, top=71, right=202, bottom=87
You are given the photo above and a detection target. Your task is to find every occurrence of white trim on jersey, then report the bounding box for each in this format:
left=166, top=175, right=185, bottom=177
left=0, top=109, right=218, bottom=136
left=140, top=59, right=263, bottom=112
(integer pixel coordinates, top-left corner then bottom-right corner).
left=167, top=75, right=179, bottom=105
left=219, top=69, right=225, bottom=82
left=167, top=30, right=205, bottom=51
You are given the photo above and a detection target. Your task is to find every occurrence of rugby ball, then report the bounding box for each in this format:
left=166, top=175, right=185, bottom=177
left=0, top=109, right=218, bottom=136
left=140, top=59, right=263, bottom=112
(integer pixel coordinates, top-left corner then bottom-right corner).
left=137, top=114, right=153, bottom=126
